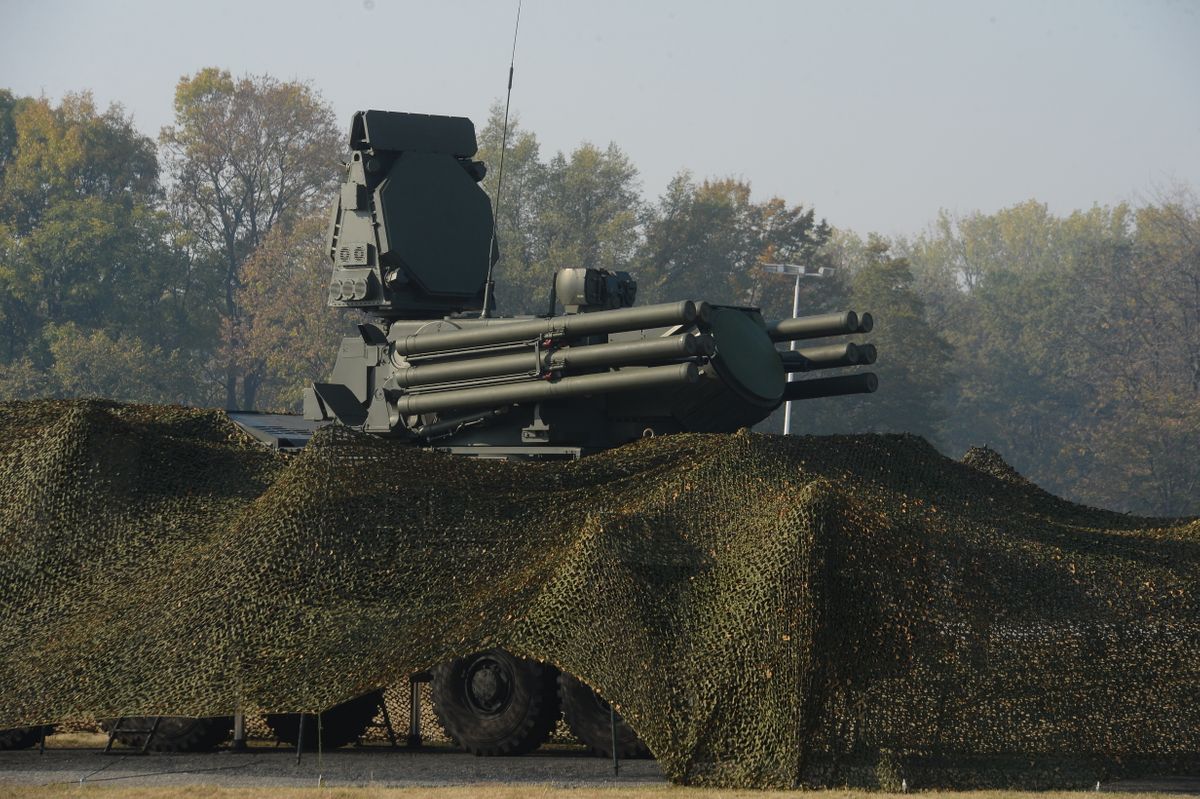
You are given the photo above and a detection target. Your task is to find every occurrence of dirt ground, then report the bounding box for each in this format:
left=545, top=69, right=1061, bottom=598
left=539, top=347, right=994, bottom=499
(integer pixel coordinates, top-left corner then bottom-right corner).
left=0, top=735, right=1195, bottom=798
left=2, top=783, right=1197, bottom=799
left=5, top=788, right=1200, bottom=799
left=11, top=711, right=1184, bottom=799
left=0, top=738, right=659, bottom=792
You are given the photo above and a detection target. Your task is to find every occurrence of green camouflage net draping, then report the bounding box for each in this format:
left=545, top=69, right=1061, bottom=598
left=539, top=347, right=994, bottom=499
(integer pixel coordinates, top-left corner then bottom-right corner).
left=0, top=399, right=1197, bottom=788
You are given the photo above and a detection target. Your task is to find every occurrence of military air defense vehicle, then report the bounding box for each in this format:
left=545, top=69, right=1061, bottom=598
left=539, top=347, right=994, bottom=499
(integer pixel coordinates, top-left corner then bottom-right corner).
left=304, top=110, right=875, bottom=454
left=98, top=110, right=878, bottom=758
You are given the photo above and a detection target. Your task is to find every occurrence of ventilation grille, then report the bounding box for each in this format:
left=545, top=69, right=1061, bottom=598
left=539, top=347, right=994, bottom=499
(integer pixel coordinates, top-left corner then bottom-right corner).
left=336, top=243, right=371, bottom=266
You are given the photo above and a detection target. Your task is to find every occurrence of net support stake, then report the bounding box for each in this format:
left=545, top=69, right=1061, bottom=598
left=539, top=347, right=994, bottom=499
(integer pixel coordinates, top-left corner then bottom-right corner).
left=378, top=692, right=399, bottom=749
left=610, top=705, right=619, bottom=776
left=141, top=717, right=161, bottom=754
left=295, top=713, right=305, bottom=765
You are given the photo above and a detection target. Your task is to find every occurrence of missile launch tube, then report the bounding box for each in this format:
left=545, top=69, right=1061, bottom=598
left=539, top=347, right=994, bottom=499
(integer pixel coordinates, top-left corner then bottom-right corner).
left=767, top=311, right=860, bottom=342
left=555, top=332, right=714, bottom=366
left=782, top=372, right=878, bottom=401
left=395, top=362, right=700, bottom=415
left=392, top=301, right=705, bottom=356
left=393, top=334, right=712, bottom=388
left=780, top=342, right=862, bottom=373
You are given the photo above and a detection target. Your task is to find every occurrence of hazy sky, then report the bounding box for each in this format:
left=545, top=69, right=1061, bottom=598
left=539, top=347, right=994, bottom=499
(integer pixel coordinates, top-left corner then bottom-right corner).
left=1, top=0, right=1197, bottom=236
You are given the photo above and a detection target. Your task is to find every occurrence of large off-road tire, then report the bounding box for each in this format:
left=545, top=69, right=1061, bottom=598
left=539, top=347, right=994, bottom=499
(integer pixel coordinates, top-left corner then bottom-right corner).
left=104, top=716, right=233, bottom=752
left=265, top=691, right=382, bottom=750
left=431, top=649, right=560, bottom=756
left=559, top=673, right=650, bottom=759
left=0, top=725, right=51, bottom=750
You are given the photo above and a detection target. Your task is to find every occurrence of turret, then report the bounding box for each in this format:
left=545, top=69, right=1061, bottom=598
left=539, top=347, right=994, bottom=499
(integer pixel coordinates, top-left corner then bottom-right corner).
left=306, top=111, right=879, bottom=454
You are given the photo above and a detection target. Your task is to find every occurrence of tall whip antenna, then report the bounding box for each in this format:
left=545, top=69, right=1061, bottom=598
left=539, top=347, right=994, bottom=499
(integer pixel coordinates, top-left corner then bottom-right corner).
left=479, top=0, right=522, bottom=319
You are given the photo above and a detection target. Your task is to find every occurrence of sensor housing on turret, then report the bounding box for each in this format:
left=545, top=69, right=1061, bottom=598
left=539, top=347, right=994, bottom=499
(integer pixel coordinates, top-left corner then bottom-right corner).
left=326, top=110, right=497, bottom=319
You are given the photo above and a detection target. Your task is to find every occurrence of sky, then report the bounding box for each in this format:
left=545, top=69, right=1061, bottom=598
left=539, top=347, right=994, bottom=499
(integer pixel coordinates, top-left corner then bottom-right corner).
left=1, top=0, right=1198, bottom=237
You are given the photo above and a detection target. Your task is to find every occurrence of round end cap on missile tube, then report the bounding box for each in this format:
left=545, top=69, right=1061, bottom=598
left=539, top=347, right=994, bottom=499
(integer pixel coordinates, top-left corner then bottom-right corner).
left=707, top=308, right=785, bottom=405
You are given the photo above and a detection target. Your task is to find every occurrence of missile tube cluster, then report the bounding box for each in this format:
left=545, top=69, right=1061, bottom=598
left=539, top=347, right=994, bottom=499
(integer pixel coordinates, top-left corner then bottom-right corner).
left=387, top=301, right=707, bottom=419
left=381, top=300, right=876, bottom=420
left=767, top=309, right=878, bottom=403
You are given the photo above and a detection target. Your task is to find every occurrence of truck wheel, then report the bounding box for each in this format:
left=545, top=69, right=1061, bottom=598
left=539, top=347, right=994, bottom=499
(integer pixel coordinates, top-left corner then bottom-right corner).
left=431, top=649, right=559, bottom=756
left=0, top=725, right=50, bottom=750
left=559, top=673, right=650, bottom=759
left=266, top=690, right=382, bottom=750
left=103, top=717, right=233, bottom=752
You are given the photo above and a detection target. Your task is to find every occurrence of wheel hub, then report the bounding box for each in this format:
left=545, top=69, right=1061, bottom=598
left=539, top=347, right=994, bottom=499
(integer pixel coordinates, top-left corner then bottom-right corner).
left=465, top=657, right=512, bottom=715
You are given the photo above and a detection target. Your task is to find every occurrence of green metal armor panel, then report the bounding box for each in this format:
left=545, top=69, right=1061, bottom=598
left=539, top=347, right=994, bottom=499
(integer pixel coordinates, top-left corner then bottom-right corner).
left=376, top=152, right=495, bottom=298
left=350, top=109, right=477, bottom=156
left=706, top=308, right=785, bottom=404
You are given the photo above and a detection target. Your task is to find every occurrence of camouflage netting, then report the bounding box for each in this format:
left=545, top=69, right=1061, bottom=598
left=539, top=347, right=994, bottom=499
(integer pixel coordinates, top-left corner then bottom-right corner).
left=0, top=399, right=1197, bottom=788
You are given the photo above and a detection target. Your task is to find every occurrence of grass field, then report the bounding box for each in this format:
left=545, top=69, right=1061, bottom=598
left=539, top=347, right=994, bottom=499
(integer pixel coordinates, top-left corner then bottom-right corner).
left=0, top=787, right=1181, bottom=799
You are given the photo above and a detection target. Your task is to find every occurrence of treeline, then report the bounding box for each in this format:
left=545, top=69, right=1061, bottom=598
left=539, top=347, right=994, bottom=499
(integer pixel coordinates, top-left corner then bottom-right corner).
left=0, top=80, right=1196, bottom=516
left=838, top=202, right=1199, bottom=518
left=0, top=71, right=343, bottom=412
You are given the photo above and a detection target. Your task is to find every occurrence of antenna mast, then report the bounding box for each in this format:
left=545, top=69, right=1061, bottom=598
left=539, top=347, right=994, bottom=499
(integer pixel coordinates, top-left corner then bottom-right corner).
left=480, top=0, right=522, bottom=319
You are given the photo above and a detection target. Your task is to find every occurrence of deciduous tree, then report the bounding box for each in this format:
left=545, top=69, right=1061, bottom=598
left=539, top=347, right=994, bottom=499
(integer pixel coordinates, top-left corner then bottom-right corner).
left=0, top=92, right=196, bottom=398
left=43, top=322, right=187, bottom=404
left=476, top=104, right=547, bottom=314
left=160, top=68, right=341, bottom=408
left=536, top=142, right=641, bottom=298
left=638, top=174, right=829, bottom=310
left=225, top=213, right=347, bottom=412
left=901, top=198, right=1200, bottom=515
left=795, top=237, right=952, bottom=441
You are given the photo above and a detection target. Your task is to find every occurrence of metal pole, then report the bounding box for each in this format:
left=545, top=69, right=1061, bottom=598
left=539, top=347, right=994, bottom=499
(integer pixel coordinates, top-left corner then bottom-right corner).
left=783, top=272, right=801, bottom=435
left=231, top=711, right=246, bottom=752
left=408, top=679, right=423, bottom=748
left=316, top=713, right=323, bottom=786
